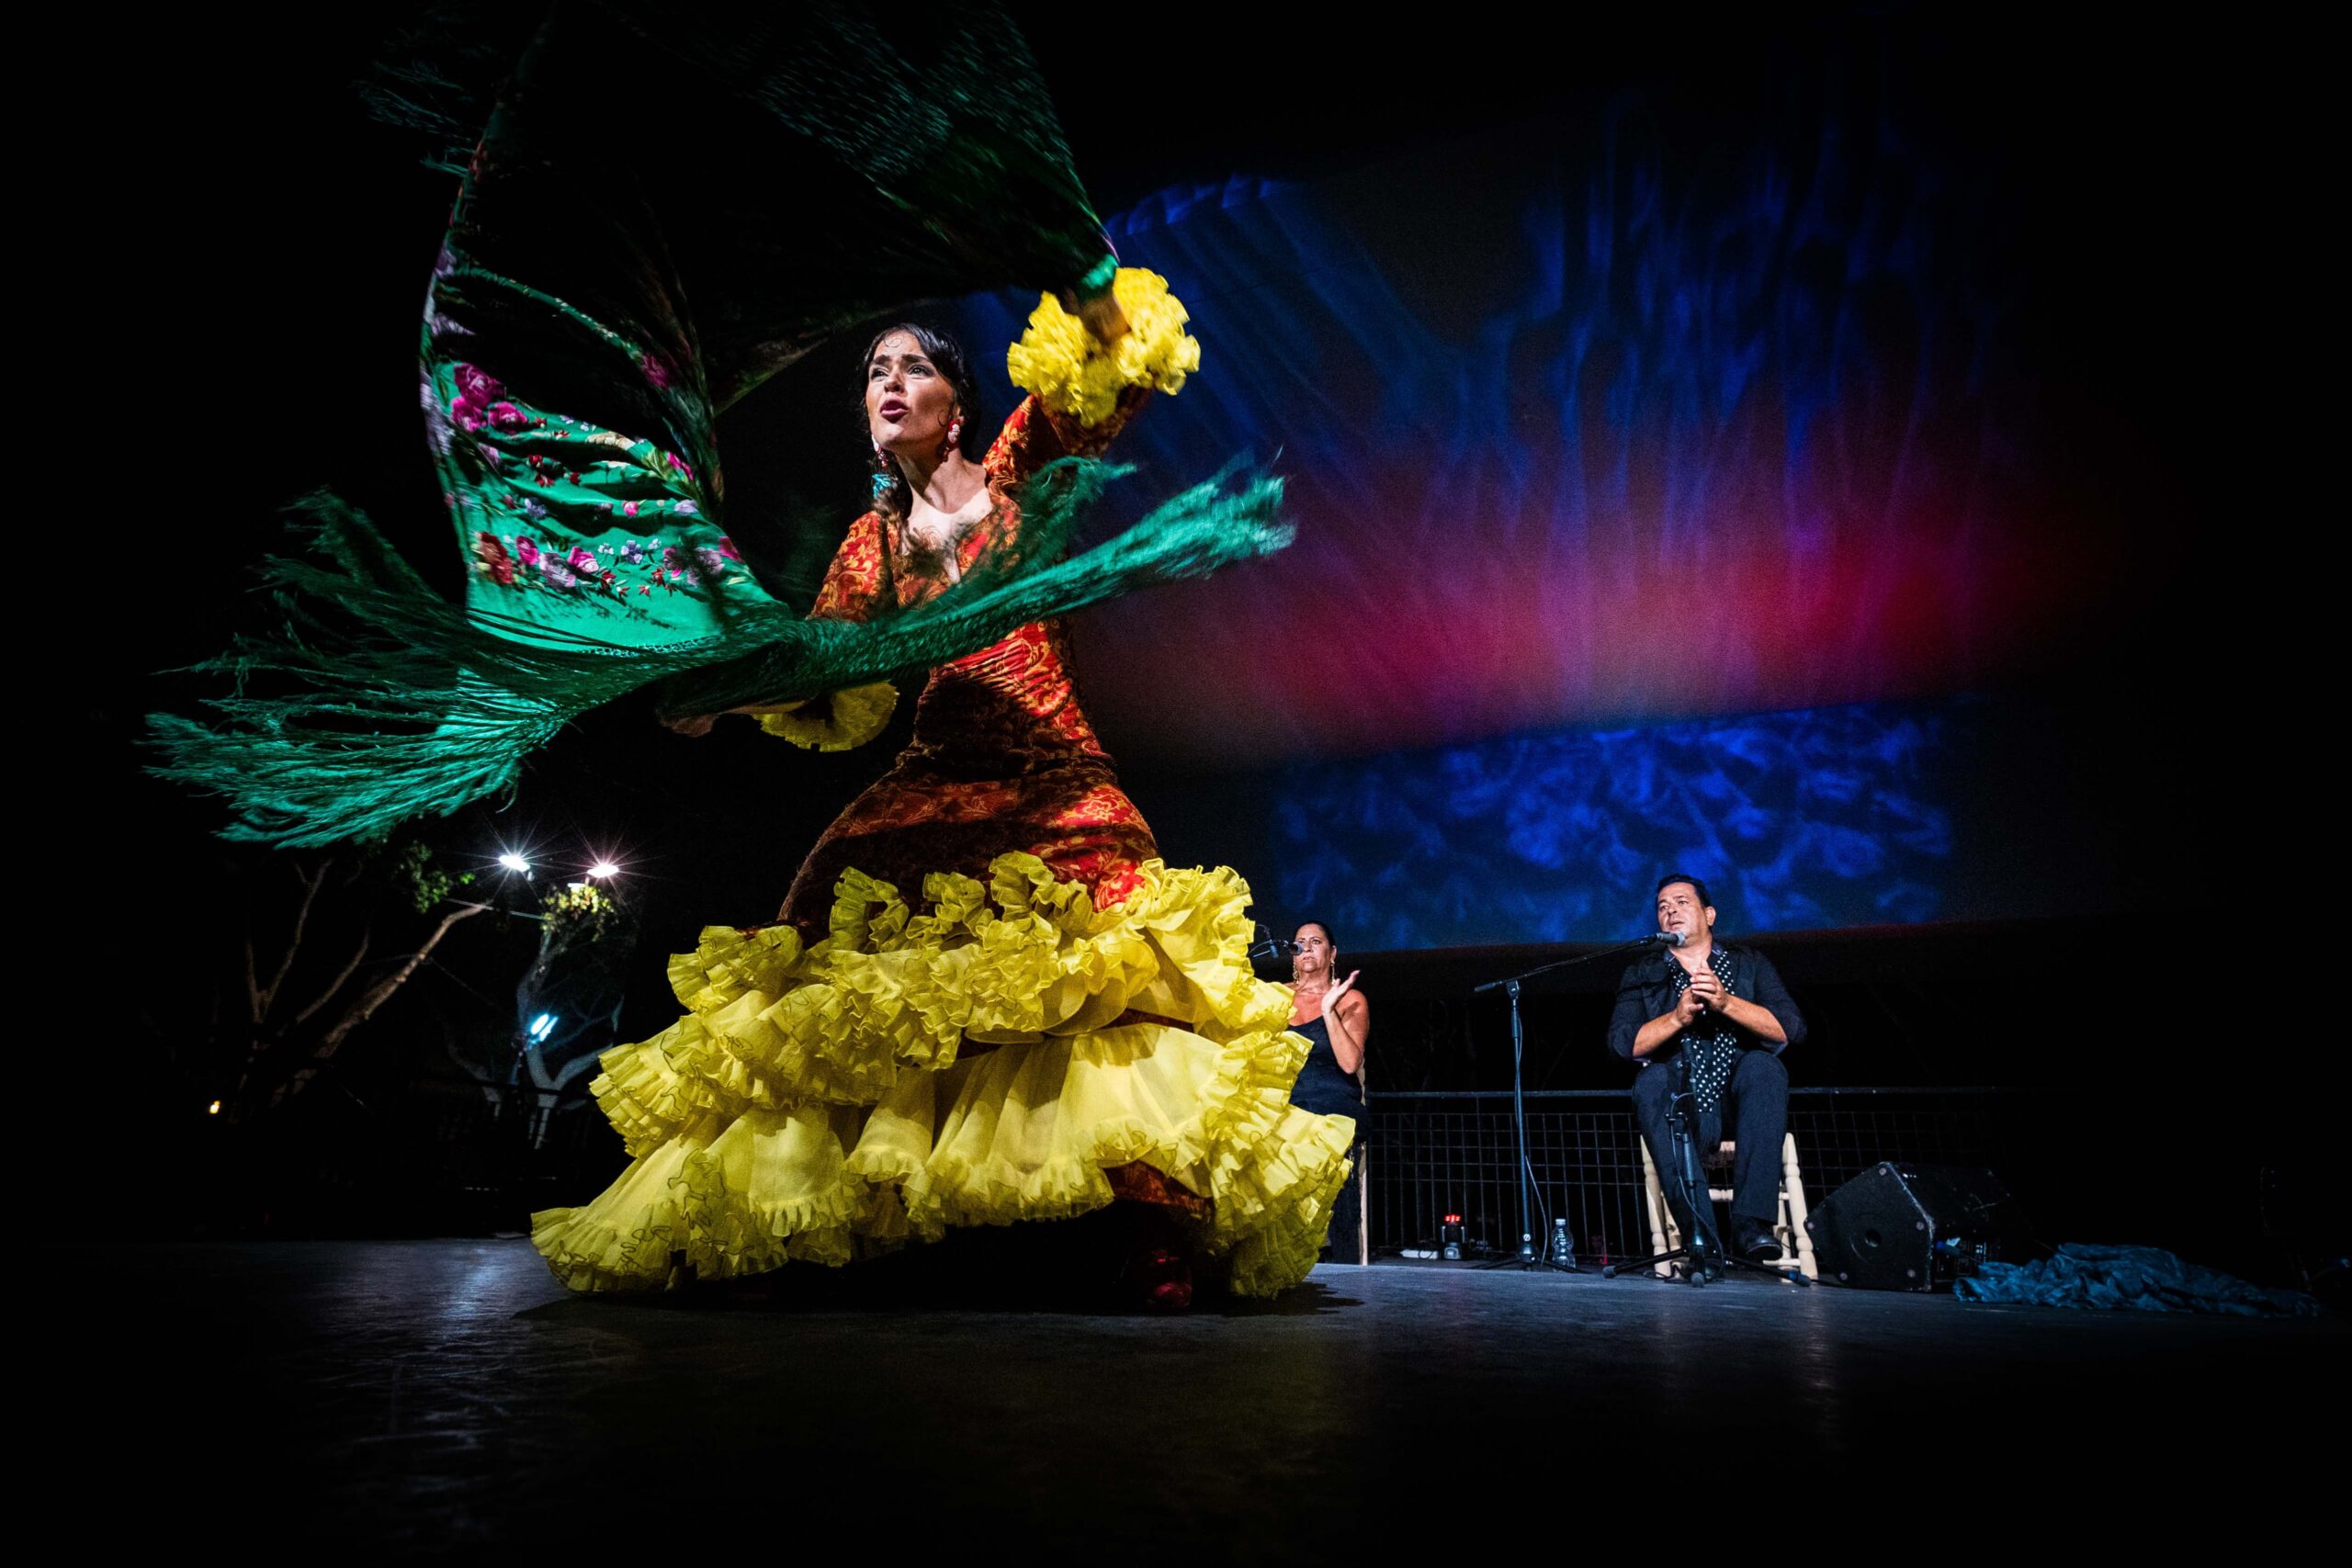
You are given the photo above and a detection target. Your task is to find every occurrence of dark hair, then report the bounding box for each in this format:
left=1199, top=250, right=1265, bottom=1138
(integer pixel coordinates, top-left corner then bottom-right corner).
left=858, top=322, right=986, bottom=524
left=1654, top=874, right=1713, bottom=909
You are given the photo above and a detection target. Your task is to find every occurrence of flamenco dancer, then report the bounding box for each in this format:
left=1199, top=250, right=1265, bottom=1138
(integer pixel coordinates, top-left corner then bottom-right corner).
left=532, top=290, right=1357, bottom=1306
left=156, top=5, right=1354, bottom=1306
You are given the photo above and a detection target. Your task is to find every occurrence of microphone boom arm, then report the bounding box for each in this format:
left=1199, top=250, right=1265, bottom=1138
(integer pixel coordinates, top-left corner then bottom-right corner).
left=1470, top=933, right=1674, bottom=995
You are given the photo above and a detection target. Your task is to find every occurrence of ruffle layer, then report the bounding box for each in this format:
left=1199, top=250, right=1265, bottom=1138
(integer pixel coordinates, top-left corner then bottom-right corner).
left=533, top=853, right=1353, bottom=1297
left=1005, top=267, right=1202, bottom=428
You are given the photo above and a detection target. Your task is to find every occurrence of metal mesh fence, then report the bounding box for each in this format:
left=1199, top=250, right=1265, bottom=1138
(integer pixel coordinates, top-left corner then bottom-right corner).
left=1363, top=1088, right=2046, bottom=1260
left=1365, top=1099, right=1652, bottom=1265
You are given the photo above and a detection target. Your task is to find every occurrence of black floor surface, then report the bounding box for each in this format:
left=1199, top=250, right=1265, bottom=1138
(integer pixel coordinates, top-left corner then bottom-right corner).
left=107, top=1240, right=2343, bottom=1550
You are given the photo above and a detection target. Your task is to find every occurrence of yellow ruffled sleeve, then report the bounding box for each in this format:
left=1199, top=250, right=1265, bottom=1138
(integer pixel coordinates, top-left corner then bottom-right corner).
left=756, top=682, right=898, bottom=751
left=1005, top=267, right=1202, bottom=430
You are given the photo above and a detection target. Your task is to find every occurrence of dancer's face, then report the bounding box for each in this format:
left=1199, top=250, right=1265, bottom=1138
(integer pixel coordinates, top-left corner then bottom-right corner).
left=866, top=332, right=959, bottom=457
left=1293, top=924, right=1334, bottom=979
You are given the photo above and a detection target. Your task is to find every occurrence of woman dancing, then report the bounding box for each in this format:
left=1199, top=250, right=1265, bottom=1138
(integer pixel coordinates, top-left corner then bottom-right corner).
left=150, top=4, right=1344, bottom=1306
left=531, top=276, right=1357, bottom=1306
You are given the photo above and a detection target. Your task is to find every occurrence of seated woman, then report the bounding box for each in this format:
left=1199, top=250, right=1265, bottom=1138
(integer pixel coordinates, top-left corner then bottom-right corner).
left=1283, top=921, right=1368, bottom=1262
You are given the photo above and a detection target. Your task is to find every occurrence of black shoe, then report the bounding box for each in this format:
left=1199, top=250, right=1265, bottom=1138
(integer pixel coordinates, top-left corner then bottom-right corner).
left=1733, top=1217, right=1784, bottom=1263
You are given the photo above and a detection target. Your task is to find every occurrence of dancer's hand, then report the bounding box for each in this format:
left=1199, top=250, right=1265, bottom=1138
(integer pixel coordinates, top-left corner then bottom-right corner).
left=663, top=698, right=809, bottom=737
left=1057, top=276, right=1129, bottom=344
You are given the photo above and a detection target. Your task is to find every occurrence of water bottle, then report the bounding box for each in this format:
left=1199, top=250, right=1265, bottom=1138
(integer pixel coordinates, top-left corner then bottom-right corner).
left=1551, top=1216, right=1575, bottom=1266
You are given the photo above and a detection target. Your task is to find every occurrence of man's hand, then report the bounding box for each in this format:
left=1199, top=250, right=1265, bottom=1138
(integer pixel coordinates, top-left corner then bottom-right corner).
left=1634, top=987, right=1706, bottom=1057
left=1689, top=971, right=1733, bottom=1011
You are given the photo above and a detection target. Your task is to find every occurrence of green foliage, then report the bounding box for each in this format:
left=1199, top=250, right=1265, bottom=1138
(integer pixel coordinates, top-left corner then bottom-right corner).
left=541, top=881, right=621, bottom=940
left=336, top=829, right=477, bottom=915
left=394, top=840, right=475, bottom=915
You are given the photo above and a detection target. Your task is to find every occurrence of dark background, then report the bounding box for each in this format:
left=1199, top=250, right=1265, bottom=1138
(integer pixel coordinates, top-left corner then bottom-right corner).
left=66, top=6, right=2298, bottom=1274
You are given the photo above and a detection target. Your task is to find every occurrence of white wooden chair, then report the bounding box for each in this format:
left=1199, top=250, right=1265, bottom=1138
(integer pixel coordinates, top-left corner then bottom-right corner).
left=1638, top=1133, right=1818, bottom=1280
left=1348, top=1148, right=1369, bottom=1265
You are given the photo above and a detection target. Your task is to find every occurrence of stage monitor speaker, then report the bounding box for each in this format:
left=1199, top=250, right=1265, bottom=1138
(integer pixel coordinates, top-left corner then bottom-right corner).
left=1805, top=1163, right=2025, bottom=1292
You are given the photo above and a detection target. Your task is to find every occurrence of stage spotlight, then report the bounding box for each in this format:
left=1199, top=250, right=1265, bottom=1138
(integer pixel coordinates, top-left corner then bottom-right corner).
left=528, top=1013, right=558, bottom=1044
left=207, top=1100, right=220, bottom=1116
left=1441, top=1213, right=1466, bottom=1261
left=497, top=852, right=532, bottom=874
left=586, top=860, right=620, bottom=880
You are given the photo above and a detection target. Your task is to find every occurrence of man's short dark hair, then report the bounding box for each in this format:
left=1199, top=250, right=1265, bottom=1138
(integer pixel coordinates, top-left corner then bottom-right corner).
left=1655, top=873, right=1713, bottom=909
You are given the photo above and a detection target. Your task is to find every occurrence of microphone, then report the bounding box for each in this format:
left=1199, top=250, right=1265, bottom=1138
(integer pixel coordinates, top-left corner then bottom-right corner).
left=1248, top=925, right=1298, bottom=961
left=1634, top=930, right=1687, bottom=948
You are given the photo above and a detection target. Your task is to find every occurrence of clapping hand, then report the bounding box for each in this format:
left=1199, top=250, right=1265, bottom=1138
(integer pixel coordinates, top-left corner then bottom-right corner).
left=1320, top=970, right=1361, bottom=1018
left=1671, top=987, right=1708, bottom=1027
left=1688, top=972, right=1732, bottom=1011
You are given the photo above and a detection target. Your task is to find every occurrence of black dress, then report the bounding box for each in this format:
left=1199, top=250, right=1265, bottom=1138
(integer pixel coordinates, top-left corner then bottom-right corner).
left=1288, top=1014, right=1364, bottom=1258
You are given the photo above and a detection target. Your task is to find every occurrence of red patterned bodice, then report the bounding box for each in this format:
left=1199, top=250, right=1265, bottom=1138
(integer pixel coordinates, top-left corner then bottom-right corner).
left=777, top=391, right=1157, bottom=929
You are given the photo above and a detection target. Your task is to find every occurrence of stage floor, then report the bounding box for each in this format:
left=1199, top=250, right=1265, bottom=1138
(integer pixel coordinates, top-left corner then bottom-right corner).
left=110, top=1240, right=2341, bottom=1547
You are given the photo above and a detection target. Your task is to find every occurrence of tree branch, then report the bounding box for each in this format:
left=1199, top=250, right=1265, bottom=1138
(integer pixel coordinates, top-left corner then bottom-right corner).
left=291, top=927, right=373, bottom=1029
left=255, top=860, right=330, bottom=1021
left=312, top=904, right=488, bottom=1063
left=243, top=923, right=262, bottom=1025
left=274, top=904, right=488, bottom=1110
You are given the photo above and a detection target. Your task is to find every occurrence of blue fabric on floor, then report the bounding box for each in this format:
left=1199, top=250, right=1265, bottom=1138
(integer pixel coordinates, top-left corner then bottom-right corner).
left=1954, top=1243, right=2322, bottom=1317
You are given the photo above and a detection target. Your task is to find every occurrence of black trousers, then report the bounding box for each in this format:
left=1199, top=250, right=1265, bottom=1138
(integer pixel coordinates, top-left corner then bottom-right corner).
left=1632, top=1048, right=1789, bottom=1224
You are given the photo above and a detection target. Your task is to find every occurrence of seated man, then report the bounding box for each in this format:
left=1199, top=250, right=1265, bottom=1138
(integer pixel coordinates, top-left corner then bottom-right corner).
left=1607, top=874, right=1806, bottom=1263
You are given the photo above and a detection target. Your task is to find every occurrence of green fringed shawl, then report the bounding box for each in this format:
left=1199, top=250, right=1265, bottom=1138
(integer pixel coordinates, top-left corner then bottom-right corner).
left=151, top=464, right=1286, bottom=847
left=152, top=2, right=1290, bottom=847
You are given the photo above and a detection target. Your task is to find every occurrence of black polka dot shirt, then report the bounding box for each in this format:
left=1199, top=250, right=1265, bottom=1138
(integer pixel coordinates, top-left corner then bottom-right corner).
left=1665, top=949, right=1744, bottom=1111
left=1607, top=943, right=1807, bottom=1103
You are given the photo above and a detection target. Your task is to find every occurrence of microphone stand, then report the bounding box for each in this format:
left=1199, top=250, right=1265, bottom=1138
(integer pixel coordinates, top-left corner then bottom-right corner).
left=1600, top=1046, right=1724, bottom=1284
left=1470, top=936, right=1672, bottom=1272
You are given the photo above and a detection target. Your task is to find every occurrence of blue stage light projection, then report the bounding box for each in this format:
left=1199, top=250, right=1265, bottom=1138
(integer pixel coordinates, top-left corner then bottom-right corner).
left=1251, top=696, right=1977, bottom=949
left=915, top=61, right=2175, bottom=948
left=934, top=90, right=2115, bottom=779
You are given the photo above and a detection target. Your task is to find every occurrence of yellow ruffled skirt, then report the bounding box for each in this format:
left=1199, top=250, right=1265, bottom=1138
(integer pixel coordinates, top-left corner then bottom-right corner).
left=532, top=854, right=1356, bottom=1298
